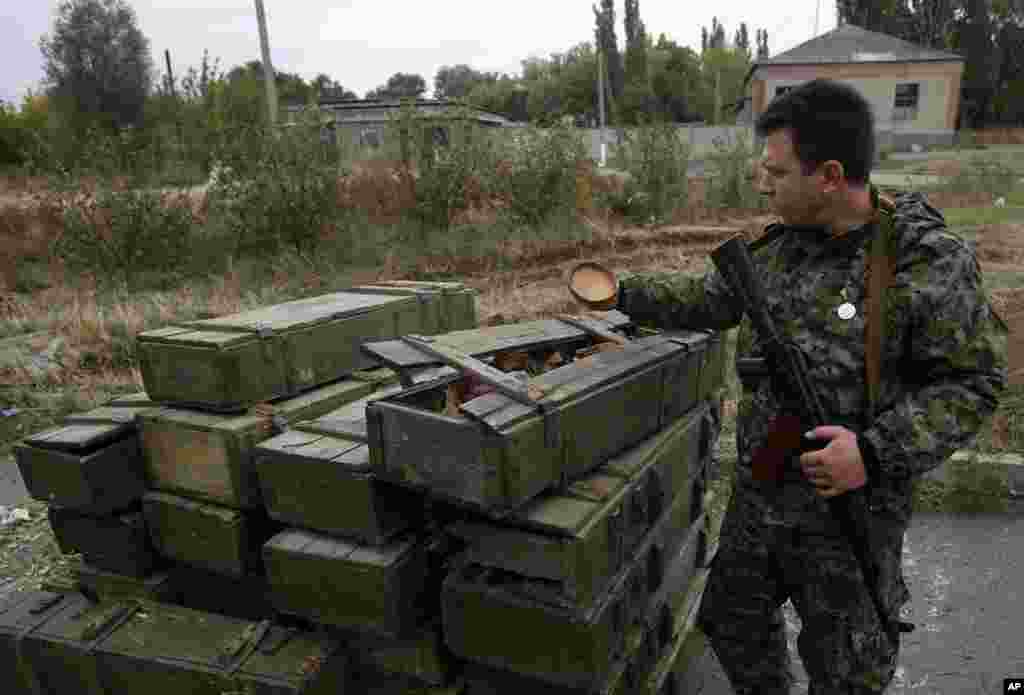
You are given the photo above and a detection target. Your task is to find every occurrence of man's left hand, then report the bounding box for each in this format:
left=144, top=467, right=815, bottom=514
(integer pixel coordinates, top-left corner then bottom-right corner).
left=799, top=425, right=868, bottom=498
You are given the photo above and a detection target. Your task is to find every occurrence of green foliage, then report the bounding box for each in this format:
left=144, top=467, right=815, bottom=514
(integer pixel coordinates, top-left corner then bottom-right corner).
left=608, top=120, right=691, bottom=224
left=388, top=104, right=501, bottom=242
left=366, top=73, right=428, bottom=100
left=704, top=130, right=763, bottom=210
left=650, top=36, right=702, bottom=122
left=0, top=99, right=46, bottom=167
left=498, top=123, right=588, bottom=233
left=54, top=187, right=198, bottom=290
left=40, top=0, right=154, bottom=131
left=208, top=112, right=345, bottom=258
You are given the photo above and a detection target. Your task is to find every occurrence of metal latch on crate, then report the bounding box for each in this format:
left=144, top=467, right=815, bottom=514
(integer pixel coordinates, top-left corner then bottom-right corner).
left=401, top=335, right=561, bottom=448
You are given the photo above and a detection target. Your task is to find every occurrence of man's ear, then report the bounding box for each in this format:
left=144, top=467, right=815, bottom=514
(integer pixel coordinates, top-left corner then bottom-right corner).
left=820, top=160, right=846, bottom=193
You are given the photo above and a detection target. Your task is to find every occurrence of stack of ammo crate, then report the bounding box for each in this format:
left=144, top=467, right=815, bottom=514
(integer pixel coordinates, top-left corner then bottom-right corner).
left=5, top=278, right=727, bottom=695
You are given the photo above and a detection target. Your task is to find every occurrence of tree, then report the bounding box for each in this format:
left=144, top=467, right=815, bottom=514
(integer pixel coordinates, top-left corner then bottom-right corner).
left=756, top=29, right=770, bottom=59
left=434, top=64, right=496, bottom=100
left=312, top=74, right=357, bottom=101
left=367, top=73, right=427, bottom=100
left=593, top=0, right=625, bottom=121
left=735, top=23, right=752, bottom=60
left=650, top=35, right=703, bottom=121
left=40, top=0, right=154, bottom=130
left=622, top=0, right=655, bottom=122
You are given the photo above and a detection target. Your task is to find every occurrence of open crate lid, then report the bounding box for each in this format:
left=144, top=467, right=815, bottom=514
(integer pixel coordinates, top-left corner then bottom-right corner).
left=361, top=311, right=633, bottom=371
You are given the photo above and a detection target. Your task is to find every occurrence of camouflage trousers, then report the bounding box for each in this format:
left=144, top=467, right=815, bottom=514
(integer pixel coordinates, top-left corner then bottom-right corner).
left=697, top=489, right=906, bottom=694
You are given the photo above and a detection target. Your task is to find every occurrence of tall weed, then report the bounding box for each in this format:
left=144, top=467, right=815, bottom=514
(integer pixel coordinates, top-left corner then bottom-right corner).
left=608, top=121, right=690, bottom=224
left=54, top=187, right=198, bottom=290
left=498, top=123, right=587, bottom=235
left=704, top=129, right=763, bottom=210
left=208, top=112, right=347, bottom=258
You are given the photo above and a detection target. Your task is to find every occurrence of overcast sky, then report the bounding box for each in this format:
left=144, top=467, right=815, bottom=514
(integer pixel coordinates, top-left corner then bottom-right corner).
left=1, top=0, right=839, bottom=106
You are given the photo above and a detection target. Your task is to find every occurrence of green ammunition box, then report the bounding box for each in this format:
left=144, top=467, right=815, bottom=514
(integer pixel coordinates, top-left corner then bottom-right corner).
left=48, top=505, right=160, bottom=577
left=142, top=491, right=279, bottom=578
left=448, top=404, right=710, bottom=611
left=368, top=332, right=716, bottom=515
left=441, top=481, right=706, bottom=690
left=263, top=530, right=445, bottom=639
left=14, top=403, right=155, bottom=515
left=137, top=285, right=475, bottom=412
left=140, top=375, right=388, bottom=509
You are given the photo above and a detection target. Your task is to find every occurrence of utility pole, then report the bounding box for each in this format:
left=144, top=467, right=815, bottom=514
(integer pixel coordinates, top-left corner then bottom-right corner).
left=598, top=46, right=607, bottom=166
left=164, top=49, right=176, bottom=97
left=253, top=0, right=278, bottom=126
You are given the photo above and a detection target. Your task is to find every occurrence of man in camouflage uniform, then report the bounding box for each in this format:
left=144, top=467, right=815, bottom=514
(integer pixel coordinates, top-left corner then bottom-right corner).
left=613, top=80, right=1008, bottom=693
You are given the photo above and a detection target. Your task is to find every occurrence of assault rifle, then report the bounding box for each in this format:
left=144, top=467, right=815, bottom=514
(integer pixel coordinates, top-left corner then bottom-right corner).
left=710, top=236, right=912, bottom=647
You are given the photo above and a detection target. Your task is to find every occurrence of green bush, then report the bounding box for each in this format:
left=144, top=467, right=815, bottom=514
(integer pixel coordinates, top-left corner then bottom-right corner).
left=498, top=123, right=587, bottom=234
left=704, top=129, right=763, bottom=210
left=54, top=187, right=199, bottom=289
left=609, top=121, right=691, bottom=224
left=208, top=113, right=346, bottom=257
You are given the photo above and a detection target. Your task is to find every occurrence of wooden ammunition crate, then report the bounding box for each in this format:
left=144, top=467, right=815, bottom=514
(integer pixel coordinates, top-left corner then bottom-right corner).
left=263, top=530, right=451, bottom=639
left=14, top=403, right=154, bottom=515
left=140, top=375, right=390, bottom=509
left=256, top=429, right=426, bottom=545
left=73, top=560, right=178, bottom=604
left=448, top=403, right=710, bottom=610
left=448, top=509, right=707, bottom=693
left=48, top=505, right=160, bottom=577
left=361, top=313, right=634, bottom=375
left=441, top=482, right=705, bottom=690
left=367, top=332, right=718, bottom=515
left=351, top=282, right=478, bottom=336
left=137, top=285, right=476, bottom=412
left=168, top=565, right=278, bottom=622
left=0, top=591, right=129, bottom=695
left=350, top=669, right=466, bottom=695
left=143, top=491, right=280, bottom=578
left=347, top=620, right=455, bottom=687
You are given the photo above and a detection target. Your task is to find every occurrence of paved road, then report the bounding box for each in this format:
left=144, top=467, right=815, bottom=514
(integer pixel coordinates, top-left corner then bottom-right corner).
left=691, top=511, right=1024, bottom=694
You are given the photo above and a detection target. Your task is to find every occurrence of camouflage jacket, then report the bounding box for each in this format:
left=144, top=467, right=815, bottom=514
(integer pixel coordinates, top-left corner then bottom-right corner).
left=618, top=192, right=1009, bottom=527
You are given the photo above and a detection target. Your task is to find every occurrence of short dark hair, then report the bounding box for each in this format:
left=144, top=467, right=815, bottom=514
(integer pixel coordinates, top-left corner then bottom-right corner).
left=755, top=79, right=875, bottom=185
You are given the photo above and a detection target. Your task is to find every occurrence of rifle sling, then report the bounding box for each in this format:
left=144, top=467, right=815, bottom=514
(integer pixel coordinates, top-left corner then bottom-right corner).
left=866, top=187, right=896, bottom=423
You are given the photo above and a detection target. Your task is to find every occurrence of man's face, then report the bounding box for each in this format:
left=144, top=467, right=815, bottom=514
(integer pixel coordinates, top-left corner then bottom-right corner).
left=757, top=129, right=828, bottom=226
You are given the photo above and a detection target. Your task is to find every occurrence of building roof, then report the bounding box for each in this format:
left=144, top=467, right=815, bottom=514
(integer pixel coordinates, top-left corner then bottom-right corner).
left=756, top=23, right=963, bottom=67
left=286, top=98, right=512, bottom=126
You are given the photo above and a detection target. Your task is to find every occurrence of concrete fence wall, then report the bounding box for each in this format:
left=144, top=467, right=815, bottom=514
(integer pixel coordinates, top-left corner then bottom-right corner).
left=583, top=125, right=756, bottom=163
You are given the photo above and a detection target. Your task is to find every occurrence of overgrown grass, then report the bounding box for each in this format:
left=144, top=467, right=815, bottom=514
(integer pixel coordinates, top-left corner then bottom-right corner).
left=942, top=205, right=1024, bottom=227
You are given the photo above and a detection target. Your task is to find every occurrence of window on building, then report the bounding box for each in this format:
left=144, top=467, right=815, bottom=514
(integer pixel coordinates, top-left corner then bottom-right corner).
left=893, top=83, right=920, bottom=121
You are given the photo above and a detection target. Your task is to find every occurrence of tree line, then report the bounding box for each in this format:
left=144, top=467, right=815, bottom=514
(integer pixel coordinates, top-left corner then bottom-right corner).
left=1, top=0, right=765, bottom=170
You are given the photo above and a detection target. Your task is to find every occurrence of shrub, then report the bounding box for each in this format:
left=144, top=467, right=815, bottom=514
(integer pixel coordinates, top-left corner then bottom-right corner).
left=498, top=123, right=587, bottom=235
left=609, top=121, right=691, bottom=224
left=704, top=129, right=763, bottom=210
left=208, top=113, right=346, bottom=258
left=54, top=186, right=198, bottom=289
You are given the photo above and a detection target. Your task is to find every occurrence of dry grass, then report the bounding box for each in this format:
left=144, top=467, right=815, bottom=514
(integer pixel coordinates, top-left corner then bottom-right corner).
left=970, top=127, right=1024, bottom=146
left=923, top=158, right=965, bottom=177
left=0, top=499, right=79, bottom=599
